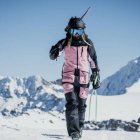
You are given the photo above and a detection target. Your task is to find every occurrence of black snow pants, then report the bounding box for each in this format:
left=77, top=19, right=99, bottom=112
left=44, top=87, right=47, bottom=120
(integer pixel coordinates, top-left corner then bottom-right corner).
left=65, top=87, right=87, bottom=136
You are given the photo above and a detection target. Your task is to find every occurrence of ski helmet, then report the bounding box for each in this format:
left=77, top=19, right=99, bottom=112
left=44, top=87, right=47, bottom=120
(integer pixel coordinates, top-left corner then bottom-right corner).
left=65, top=17, right=86, bottom=32
left=69, top=17, right=86, bottom=29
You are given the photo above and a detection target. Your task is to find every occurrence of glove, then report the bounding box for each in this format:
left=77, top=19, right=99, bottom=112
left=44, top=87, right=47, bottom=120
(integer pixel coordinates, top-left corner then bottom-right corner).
left=90, top=68, right=100, bottom=89
left=49, top=46, right=59, bottom=60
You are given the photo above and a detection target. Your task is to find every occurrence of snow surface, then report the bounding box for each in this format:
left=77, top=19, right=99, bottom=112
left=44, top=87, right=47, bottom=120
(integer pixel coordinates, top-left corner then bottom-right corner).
left=134, top=60, right=138, bottom=63
left=0, top=109, right=140, bottom=140
left=126, top=78, right=140, bottom=93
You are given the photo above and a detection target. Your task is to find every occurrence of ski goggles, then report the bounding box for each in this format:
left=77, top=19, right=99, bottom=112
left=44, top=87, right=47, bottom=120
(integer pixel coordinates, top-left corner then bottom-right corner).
left=69, top=28, right=84, bottom=35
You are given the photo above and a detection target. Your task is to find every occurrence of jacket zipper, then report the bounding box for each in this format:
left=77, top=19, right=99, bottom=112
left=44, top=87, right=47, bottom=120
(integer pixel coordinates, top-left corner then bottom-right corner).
left=81, top=47, right=83, bottom=57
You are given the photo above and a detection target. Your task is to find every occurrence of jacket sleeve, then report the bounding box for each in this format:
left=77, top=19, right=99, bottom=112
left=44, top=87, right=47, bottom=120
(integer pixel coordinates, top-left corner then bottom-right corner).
left=49, top=39, right=65, bottom=60
left=87, top=38, right=99, bottom=70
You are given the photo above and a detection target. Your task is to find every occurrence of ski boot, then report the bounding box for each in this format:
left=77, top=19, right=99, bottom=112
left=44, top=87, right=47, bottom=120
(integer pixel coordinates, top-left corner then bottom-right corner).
left=71, top=132, right=80, bottom=140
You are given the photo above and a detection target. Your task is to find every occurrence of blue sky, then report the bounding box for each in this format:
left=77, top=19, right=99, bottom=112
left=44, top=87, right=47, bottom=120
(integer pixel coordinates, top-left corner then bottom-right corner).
left=0, top=0, right=140, bottom=81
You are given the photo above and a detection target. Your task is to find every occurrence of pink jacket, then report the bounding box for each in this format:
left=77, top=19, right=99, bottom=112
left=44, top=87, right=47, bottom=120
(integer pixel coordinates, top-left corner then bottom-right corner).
left=63, top=45, right=96, bottom=73
left=50, top=37, right=99, bottom=97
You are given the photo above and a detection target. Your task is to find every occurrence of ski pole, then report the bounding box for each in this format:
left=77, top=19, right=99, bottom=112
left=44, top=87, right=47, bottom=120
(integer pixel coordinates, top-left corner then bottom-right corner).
left=94, top=89, right=98, bottom=122
left=88, top=74, right=99, bottom=122
left=94, top=75, right=99, bottom=122
left=80, top=7, right=91, bottom=19
left=88, top=89, right=93, bottom=121
left=88, top=89, right=98, bottom=122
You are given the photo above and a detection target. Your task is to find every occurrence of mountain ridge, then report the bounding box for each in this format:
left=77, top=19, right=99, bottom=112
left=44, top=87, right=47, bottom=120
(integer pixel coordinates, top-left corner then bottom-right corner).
left=0, top=75, right=65, bottom=116
left=97, top=56, right=140, bottom=95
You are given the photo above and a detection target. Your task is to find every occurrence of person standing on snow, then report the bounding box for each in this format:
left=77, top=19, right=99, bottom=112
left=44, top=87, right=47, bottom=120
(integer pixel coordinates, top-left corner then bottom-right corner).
left=49, top=15, right=100, bottom=140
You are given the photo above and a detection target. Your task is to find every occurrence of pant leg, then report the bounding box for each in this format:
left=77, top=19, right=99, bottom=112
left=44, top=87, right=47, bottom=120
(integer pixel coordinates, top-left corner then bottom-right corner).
left=62, top=71, right=80, bottom=136
left=78, top=97, right=87, bottom=128
left=78, top=71, right=89, bottom=128
left=75, top=86, right=87, bottom=129
left=65, top=92, right=80, bottom=136
left=62, top=70, right=89, bottom=135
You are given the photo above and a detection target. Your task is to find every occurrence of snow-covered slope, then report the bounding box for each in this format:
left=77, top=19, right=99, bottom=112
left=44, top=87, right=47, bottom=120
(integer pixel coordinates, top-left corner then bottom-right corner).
left=0, top=76, right=65, bottom=116
left=97, top=56, right=140, bottom=95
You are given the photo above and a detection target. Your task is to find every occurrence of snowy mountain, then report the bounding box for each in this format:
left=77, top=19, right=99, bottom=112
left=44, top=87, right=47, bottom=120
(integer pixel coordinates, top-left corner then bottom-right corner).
left=97, top=56, right=140, bottom=95
left=0, top=75, right=65, bottom=116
